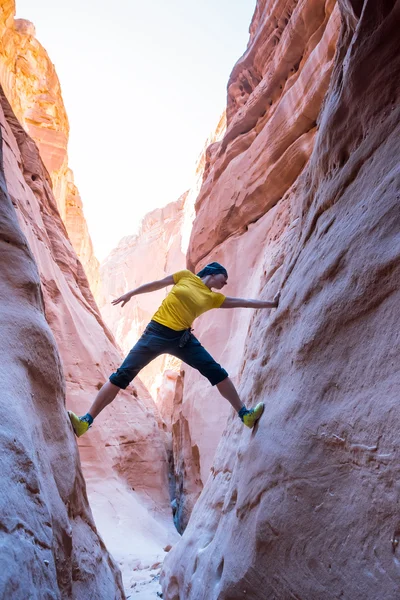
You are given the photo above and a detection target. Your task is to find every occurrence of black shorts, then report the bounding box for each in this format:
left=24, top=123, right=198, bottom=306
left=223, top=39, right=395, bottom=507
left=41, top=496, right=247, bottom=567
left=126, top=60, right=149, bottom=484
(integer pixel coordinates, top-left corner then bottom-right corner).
left=109, top=320, right=228, bottom=389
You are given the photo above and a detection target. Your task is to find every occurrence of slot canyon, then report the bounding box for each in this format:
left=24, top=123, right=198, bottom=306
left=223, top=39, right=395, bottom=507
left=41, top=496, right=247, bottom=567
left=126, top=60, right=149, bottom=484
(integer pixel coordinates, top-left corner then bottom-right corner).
left=1, top=1, right=399, bottom=599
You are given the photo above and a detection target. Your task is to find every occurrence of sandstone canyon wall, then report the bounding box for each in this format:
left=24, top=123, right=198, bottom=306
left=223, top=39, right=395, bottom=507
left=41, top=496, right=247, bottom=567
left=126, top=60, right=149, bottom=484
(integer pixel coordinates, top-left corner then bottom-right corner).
left=0, top=10, right=179, bottom=595
left=0, top=2, right=100, bottom=295
left=168, top=0, right=341, bottom=530
left=0, top=86, right=179, bottom=595
left=0, top=106, right=124, bottom=599
left=162, top=0, right=400, bottom=598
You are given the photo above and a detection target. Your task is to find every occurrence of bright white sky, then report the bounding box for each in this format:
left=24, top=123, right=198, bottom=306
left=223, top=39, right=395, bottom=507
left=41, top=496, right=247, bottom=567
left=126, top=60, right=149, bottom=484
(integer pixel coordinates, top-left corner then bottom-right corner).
left=16, top=0, right=256, bottom=260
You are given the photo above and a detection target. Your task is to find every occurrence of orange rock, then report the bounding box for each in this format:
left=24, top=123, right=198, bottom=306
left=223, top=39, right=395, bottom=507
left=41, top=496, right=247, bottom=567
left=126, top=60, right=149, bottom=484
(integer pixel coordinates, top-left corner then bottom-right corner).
left=160, top=2, right=342, bottom=533
left=187, top=0, right=340, bottom=270
left=0, top=2, right=99, bottom=295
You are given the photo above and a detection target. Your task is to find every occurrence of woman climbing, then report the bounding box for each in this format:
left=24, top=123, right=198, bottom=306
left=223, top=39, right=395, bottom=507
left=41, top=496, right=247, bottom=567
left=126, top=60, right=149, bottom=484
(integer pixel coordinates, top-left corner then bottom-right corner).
left=68, top=262, right=280, bottom=437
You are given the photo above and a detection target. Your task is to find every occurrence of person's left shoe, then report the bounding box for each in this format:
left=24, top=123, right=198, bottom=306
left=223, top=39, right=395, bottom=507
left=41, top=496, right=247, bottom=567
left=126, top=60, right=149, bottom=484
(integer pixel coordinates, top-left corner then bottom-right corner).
left=68, top=411, right=91, bottom=437
left=242, top=403, right=265, bottom=428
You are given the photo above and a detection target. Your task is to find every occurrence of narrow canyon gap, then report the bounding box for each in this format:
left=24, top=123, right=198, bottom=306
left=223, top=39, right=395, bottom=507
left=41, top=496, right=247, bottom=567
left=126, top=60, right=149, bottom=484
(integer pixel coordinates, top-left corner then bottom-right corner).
left=1, top=0, right=399, bottom=599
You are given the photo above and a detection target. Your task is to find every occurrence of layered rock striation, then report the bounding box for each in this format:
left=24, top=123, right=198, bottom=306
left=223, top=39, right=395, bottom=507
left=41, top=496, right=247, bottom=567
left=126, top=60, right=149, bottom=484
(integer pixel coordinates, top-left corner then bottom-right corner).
left=0, top=103, right=124, bottom=599
left=0, top=2, right=100, bottom=295
left=165, top=0, right=341, bottom=533
left=162, top=0, right=400, bottom=598
left=0, top=4, right=180, bottom=594
left=188, top=0, right=340, bottom=269
left=0, top=57, right=177, bottom=600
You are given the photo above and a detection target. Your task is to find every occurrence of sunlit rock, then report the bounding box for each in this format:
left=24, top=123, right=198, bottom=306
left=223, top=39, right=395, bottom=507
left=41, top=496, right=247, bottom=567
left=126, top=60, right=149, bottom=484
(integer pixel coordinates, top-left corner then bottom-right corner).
left=0, top=1, right=100, bottom=295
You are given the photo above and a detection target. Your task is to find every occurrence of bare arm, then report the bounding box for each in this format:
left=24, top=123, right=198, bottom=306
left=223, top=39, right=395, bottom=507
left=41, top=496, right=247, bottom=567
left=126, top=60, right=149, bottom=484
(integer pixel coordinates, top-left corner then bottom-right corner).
left=221, top=291, right=280, bottom=309
left=112, top=275, right=174, bottom=307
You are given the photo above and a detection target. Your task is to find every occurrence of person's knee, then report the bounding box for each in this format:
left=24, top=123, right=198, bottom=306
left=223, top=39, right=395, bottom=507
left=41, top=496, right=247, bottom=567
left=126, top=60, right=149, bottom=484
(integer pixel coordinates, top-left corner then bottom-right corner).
left=105, top=381, right=121, bottom=398
left=215, top=374, right=230, bottom=387
left=208, top=367, right=229, bottom=386
left=109, top=369, right=135, bottom=390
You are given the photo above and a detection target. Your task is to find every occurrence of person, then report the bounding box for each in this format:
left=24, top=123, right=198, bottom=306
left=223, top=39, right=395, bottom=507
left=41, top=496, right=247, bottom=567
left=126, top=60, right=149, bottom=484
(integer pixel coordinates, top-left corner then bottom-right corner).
left=68, top=262, right=280, bottom=437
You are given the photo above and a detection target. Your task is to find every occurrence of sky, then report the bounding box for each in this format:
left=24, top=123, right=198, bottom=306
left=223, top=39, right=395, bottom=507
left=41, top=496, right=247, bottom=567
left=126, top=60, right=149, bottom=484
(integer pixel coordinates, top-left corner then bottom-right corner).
left=16, top=0, right=256, bottom=261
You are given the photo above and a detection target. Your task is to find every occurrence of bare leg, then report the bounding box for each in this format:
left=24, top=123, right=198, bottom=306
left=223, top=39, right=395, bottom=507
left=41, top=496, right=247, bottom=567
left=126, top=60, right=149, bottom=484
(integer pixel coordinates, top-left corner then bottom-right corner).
left=88, top=381, right=120, bottom=419
left=216, top=377, right=245, bottom=412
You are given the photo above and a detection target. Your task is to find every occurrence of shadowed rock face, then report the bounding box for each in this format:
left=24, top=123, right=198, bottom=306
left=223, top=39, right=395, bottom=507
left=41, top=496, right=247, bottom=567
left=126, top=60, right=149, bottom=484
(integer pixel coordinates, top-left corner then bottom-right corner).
left=161, top=1, right=400, bottom=599
left=188, top=0, right=340, bottom=270
left=167, top=0, right=341, bottom=534
left=0, top=78, right=177, bottom=596
left=0, top=106, right=124, bottom=599
left=0, top=4, right=179, bottom=593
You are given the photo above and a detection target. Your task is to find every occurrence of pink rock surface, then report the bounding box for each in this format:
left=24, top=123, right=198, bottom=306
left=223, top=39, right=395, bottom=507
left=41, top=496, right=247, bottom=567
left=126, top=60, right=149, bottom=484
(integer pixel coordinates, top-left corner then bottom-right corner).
left=0, top=7, right=180, bottom=592
left=162, top=0, right=400, bottom=598
left=0, top=86, right=178, bottom=595
left=0, top=102, right=124, bottom=599
left=164, top=0, right=340, bottom=527
left=0, top=1, right=100, bottom=295
left=98, top=197, right=187, bottom=399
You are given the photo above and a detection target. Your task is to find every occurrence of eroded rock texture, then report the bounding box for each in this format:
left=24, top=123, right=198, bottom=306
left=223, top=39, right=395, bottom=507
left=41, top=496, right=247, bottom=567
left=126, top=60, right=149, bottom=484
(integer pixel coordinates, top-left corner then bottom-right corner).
left=188, top=0, right=340, bottom=269
left=0, top=110, right=124, bottom=598
left=162, top=1, right=400, bottom=598
left=0, top=1, right=100, bottom=294
left=167, top=0, right=340, bottom=528
left=0, top=5, right=179, bottom=592
left=0, top=84, right=177, bottom=595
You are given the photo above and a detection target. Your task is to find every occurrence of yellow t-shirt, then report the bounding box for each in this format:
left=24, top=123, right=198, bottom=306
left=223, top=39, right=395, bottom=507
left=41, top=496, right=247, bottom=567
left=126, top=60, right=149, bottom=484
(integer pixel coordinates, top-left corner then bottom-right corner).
left=152, top=269, right=226, bottom=331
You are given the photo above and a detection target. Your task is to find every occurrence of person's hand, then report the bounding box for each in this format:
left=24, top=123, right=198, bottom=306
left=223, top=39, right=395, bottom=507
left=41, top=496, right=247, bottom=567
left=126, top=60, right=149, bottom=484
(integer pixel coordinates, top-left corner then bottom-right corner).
left=112, top=292, right=132, bottom=307
left=273, top=290, right=281, bottom=307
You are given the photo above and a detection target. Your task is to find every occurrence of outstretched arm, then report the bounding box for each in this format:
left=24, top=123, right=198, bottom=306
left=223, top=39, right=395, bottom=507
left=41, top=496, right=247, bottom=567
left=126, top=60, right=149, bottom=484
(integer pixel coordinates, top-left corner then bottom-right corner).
left=221, top=291, right=280, bottom=309
left=112, top=275, right=174, bottom=307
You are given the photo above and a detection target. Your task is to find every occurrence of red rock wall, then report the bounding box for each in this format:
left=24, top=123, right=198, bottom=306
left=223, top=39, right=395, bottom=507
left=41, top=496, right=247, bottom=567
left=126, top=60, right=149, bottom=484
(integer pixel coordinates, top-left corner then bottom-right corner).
left=162, top=0, right=400, bottom=598
left=0, top=100, right=124, bottom=599
left=0, top=4, right=179, bottom=592
left=188, top=0, right=339, bottom=269
left=0, top=81, right=177, bottom=595
left=168, top=0, right=340, bottom=527
left=0, top=2, right=100, bottom=295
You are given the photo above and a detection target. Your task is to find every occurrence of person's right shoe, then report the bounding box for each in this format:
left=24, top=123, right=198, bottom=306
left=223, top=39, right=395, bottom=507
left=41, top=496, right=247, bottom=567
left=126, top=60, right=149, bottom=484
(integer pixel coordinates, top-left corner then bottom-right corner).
left=68, top=411, right=91, bottom=437
left=242, top=402, right=265, bottom=428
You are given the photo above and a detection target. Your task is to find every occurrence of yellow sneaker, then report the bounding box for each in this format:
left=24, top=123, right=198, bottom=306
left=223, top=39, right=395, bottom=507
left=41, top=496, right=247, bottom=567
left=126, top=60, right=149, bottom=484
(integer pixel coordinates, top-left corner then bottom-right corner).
left=68, top=411, right=90, bottom=437
left=242, top=403, right=264, bottom=428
